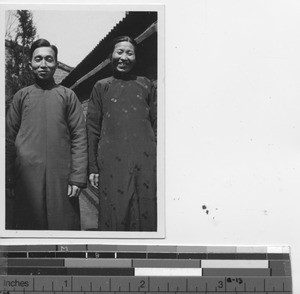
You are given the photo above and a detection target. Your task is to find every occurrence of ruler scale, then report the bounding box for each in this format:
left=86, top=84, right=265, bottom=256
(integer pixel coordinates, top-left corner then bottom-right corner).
left=0, top=245, right=292, bottom=293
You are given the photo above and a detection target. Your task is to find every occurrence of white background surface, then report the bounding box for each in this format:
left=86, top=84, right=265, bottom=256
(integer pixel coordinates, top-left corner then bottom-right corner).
left=1, top=0, right=300, bottom=291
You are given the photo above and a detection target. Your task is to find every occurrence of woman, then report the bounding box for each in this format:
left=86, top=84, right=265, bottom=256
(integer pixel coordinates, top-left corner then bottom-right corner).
left=86, top=36, right=157, bottom=231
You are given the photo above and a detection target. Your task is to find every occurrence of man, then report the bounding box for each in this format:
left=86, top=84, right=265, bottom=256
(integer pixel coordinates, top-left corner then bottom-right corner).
left=6, top=39, right=88, bottom=230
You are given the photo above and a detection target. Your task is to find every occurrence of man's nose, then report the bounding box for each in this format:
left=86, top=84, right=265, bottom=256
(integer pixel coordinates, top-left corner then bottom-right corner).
left=40, top=59, right=47, bottom=67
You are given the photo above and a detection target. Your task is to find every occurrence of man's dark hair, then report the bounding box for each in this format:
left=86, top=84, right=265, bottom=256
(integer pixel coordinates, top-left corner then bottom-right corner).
left=30, top=38, right=58, bottom=61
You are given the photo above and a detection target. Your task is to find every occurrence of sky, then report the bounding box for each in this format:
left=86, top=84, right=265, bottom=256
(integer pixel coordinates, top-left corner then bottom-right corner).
left=6, top=9, right=126, bottom=67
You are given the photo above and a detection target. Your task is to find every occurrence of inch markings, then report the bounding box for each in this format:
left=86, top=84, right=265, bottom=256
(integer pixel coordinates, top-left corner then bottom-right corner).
left=0, top=245, right=292, bottom=293
left=0, top=276, right=293, bottom=293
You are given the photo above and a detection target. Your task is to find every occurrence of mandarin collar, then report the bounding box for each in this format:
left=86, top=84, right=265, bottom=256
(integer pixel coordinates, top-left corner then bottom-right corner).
left=35, top=78, right=57, bottom=90
left=113, top=72, right=137, bottom=81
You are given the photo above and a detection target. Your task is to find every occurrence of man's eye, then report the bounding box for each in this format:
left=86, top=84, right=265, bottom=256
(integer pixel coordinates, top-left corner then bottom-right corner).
left=34, top=57, right=42, bottom=62
left=46, top=57, right=54, bottom=62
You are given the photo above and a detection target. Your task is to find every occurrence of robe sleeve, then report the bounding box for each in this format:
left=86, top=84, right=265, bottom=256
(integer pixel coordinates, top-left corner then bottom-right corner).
left=6, top=91, right=22, bottom=188
left=148, top=80, right=157, bottom=139
left=86, top=82, right=103, bottom=175
left=66, top=91, right=88, bottom=188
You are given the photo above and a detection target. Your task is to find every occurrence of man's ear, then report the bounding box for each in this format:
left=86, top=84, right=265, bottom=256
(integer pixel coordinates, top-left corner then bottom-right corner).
left=29, top=61, right=32, bottom=70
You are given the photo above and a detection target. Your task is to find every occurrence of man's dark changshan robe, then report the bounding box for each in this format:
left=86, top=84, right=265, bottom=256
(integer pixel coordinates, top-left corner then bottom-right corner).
left=6, top=82, right=88, bottom=230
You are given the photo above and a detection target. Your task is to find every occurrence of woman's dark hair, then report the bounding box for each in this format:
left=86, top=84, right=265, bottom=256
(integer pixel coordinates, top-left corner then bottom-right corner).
left=30, top=38, right=58, bottom=61
left=109, top=36, right=138, bottom=56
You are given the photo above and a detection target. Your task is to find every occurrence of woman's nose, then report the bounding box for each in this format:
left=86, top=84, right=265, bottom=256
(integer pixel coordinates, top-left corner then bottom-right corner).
left=120, top=53, right=128, bottom=60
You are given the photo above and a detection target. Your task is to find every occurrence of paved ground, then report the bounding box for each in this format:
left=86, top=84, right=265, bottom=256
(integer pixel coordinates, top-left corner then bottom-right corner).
left=6, top=184, right=100, bottom=230
left=79, top=185, right=99, bottom=230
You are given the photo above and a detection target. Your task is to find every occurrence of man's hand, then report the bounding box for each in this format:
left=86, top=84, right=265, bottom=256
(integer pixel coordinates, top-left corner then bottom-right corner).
left=68, top=185, right=81, bottom=198
left=89, top=173, right=99, bottom=189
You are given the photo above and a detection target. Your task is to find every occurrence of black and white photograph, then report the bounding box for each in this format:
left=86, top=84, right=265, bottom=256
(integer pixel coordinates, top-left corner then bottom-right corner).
left=2, top=0, right=300, bottom=292
left=1, top=5, right=165, bottom=237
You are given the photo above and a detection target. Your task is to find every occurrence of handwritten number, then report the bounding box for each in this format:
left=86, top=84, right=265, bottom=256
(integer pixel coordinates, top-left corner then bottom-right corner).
left=226, top=277, right=243, bottom=284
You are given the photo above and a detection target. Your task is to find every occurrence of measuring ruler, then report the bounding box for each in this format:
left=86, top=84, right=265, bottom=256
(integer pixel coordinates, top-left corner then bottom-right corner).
left=0, top=245, right=292, bottom=293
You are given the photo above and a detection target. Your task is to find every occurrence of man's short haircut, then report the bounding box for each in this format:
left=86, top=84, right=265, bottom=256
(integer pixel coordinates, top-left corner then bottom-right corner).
left=30, top=39, right=58, bottom=61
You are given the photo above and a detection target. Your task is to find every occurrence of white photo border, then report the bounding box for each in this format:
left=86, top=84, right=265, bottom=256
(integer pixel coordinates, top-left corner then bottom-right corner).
left=0, top=3, right=165, bottom=239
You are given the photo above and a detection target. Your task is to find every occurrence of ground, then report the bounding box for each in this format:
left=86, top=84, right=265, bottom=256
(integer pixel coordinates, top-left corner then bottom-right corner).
left=79, top=185, right=99, bottom=230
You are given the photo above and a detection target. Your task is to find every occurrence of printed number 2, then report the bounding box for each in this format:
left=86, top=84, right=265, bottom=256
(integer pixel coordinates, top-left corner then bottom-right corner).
left=140, top=280, right=146, bottom=289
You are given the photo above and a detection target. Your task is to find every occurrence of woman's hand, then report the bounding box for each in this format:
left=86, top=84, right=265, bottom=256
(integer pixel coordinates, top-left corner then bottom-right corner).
left=89, top=173, right=99, bottom=189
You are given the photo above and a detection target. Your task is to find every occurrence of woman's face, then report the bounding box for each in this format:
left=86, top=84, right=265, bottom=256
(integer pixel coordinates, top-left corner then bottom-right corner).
left=111, top=41, right=136, bottom=73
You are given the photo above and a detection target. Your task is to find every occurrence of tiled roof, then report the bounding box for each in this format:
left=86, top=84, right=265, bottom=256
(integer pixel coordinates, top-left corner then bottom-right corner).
left=57, top=61, right=73, bottom=72
left=60, top=11, right=157, bottom=89
left=5, top=39, right=73, bottom=71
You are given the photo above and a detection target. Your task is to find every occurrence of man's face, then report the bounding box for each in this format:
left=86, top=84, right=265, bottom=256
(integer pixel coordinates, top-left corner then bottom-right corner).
left=30, top=47, right=57, bottom=81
